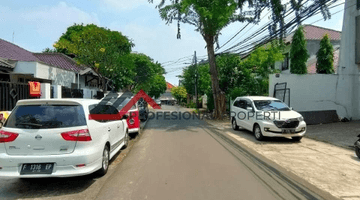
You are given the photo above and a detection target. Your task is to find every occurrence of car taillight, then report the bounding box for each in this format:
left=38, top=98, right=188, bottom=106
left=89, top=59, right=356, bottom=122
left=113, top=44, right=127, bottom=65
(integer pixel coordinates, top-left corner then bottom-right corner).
left=0, top=130, right=19, bottom=143
left=0, top=114, right=3, bottom=121
left=61, top=129, right=92, bottom=141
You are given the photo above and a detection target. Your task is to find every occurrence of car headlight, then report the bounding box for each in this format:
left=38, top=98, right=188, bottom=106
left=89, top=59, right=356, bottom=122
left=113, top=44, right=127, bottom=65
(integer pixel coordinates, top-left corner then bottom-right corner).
left=298, top=116, right=304, bottom=122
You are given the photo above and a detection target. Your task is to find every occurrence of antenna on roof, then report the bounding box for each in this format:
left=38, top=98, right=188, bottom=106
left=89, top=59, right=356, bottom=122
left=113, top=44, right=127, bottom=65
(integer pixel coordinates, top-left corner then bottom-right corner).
left=12, top=31, right=14, bottom=43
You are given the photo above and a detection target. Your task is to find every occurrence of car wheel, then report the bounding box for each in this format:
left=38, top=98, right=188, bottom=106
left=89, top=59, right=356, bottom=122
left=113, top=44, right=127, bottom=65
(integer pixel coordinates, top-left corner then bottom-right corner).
left=232, top=118, right=239, bottom=130
left=355, top=146, right=360, bottom=159
left=122, top=131, right=129, bottom=149
left=254, top=124, right=264, bottom=141
left=292, top=136, right=303, bottom=142
left=97, top=145, right=110, bottom=176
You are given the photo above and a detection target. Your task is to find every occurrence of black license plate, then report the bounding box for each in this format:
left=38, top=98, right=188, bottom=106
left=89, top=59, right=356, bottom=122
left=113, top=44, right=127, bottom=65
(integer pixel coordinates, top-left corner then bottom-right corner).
left=20, top=163, right=54, bottom=175
left=282, top=129, right=295, bottom=134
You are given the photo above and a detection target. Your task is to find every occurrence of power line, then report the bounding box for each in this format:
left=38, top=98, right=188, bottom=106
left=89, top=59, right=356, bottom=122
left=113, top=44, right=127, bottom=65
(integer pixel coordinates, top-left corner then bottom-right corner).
left=216, top=7, right=270, bottom=52
left=220, top=0, right=345, bottom=55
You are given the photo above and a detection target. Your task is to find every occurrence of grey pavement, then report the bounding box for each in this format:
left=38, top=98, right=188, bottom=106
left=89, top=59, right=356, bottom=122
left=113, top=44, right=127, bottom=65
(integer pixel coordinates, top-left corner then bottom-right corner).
left=206, top=118, right=360, bottom=199
left=305, top=120, right=360, bottom=149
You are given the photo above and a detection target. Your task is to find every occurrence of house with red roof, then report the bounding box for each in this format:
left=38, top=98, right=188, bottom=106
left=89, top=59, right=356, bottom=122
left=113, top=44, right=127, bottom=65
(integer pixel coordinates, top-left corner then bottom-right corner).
left=159, top=82, right=176, bottom=105
left=276, top=24, right=341, bottom=74
left=0, top=38, right=102, bottom=98
left=166, top=82, right=174, bottom=92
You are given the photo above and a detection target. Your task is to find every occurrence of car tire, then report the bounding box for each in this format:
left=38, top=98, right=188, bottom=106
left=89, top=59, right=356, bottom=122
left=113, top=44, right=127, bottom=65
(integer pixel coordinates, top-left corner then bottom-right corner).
left=232, top=118, right=239, bottom=130
left=292, top=136, right=303, bottom=142
left=97, top=145, right=110, bottom=176
left=122, top=130, right=129, bottom=150
left=254, top=124, right=264, bottom=141
left=355, top=146, right=360, bottom=159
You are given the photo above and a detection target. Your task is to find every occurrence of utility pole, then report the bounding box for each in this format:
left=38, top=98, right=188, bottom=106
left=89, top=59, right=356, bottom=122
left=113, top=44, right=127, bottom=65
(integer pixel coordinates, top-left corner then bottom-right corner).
left=194, top=51, right=198, bottom=110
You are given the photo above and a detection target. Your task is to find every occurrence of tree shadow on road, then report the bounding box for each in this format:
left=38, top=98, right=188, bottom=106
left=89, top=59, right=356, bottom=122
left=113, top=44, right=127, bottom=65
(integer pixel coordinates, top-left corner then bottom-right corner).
left=0, top=175, right=96, bottom=199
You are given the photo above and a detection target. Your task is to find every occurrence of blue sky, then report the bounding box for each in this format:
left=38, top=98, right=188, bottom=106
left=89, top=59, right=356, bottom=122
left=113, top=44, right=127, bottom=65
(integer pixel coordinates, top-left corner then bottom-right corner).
left=0, top=0, right=345, bottom=86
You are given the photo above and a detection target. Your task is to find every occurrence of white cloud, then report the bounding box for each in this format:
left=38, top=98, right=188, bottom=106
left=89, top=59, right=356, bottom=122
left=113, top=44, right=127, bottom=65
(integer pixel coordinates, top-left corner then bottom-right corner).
left=18, top=2, right=100, bottom=39
left=101, top=0, right=160, bottom=11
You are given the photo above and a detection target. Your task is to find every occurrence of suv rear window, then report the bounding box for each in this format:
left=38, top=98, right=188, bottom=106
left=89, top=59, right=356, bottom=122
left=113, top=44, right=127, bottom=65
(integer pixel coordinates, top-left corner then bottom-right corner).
left=4, top=105, right=86, bottom=129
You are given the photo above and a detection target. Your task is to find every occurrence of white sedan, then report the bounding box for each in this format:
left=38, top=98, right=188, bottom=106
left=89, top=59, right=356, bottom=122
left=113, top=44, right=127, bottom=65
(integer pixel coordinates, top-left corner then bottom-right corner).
left=231, top=96, right=306, bottom=141
left=0, top=99, right=129, bottom=178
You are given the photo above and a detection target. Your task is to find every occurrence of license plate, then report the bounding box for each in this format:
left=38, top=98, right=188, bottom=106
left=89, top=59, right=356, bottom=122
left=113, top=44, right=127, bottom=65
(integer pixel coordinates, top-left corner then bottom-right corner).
left=282, top=129, right=295, bottom=134
left=20, top=163, right=54, bottom=175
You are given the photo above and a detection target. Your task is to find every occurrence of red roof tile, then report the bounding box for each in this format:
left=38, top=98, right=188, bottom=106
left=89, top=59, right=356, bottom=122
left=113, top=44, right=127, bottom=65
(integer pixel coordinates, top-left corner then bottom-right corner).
left=34, top=53, right=85, bottom=72
left=286, top=25, right=341, bottom=43
left=167, top=82, right=174, bottom=89
left=0, top=39, right=39, bottom=61
left=303, top=25, right=341, bottom=40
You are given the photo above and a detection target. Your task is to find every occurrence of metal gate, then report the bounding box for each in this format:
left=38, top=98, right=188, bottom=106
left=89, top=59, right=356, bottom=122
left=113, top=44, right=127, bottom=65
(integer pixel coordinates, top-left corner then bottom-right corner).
left=0, top=81, right=36, bottom=111
left=273, top=82, right=290, bottom=106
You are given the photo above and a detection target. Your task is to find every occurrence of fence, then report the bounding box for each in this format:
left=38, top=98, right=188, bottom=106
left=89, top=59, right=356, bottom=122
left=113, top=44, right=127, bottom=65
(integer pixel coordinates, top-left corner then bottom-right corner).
left=0, top=81, right=36, bottom=111
left=62, top=87, right=84, bottom=98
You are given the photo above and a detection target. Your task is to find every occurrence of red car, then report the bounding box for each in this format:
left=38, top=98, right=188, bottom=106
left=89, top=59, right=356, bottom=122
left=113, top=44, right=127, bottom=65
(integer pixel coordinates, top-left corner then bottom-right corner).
left=126, top=102, right=140, bottom=135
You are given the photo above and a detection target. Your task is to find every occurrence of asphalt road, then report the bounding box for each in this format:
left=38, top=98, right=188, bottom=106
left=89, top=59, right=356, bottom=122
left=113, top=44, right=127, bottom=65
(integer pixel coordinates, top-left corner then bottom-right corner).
left=95, top=105, right=326, bottom=200
left=0, top=105, right=330, bottom=200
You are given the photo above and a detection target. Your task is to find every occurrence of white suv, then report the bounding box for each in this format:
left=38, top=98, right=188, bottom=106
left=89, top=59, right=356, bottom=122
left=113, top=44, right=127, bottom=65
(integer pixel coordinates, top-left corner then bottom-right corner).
left=231, top=96, right=306, bottom=141
left=0, top=99, right=129, bottom=178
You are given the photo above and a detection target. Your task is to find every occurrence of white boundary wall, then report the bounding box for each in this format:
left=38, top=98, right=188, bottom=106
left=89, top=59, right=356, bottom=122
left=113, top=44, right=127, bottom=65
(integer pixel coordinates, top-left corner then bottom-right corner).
left=269, top=74, right=359, bottom=119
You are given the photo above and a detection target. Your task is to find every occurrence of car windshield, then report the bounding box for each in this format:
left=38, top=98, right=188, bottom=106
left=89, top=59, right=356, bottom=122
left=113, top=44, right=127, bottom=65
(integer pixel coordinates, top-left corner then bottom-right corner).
left=253, top=100, right=290, bottom=111
left=4, top=105, right=86, bottom=129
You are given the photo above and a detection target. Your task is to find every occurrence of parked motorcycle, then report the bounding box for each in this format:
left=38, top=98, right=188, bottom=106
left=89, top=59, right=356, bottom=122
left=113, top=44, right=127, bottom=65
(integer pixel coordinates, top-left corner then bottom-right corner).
left=355, top=135, right=360, bottom=158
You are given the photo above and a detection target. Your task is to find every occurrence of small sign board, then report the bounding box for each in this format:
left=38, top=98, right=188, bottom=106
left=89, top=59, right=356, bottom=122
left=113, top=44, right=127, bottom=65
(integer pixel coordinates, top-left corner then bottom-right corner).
left=29, top=81, right=41, bottom=97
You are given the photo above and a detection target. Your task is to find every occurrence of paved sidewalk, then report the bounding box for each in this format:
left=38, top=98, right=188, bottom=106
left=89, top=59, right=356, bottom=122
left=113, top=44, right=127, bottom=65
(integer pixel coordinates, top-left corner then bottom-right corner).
left=306, top=120, right=360, bottom=149
left=205, top=119, right=360, bottom=200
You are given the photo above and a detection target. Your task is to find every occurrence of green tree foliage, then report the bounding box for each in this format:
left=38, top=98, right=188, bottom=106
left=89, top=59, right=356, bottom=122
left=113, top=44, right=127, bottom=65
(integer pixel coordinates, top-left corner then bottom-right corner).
left=148, top=75, right=167, bottom=99
left=42, top=48, right=58, bottom=53
left=241, top=45, right=283, bottom=95
left=130, top=53, right=165, bottom=92
left=290, top=26, right=309, bottom=74
left=181, top=45, right=283, bottom=110
left=149, top=0, right=308, bottom=119
left=171, top=86, right=187, bottom=103
left=54, top=24, right=134, bottom=90
left=180, top=63, right=211, bottom=97
left=316, top=34, right=334, bottom=74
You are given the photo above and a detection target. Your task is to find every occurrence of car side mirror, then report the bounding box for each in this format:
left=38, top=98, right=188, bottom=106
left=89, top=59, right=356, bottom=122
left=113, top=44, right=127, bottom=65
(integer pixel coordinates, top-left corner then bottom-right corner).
left=246, top=107, right=254, bottom=112
left=289, top=107, right=293, bottom=110
left=122, top=114, right=129, bottom=120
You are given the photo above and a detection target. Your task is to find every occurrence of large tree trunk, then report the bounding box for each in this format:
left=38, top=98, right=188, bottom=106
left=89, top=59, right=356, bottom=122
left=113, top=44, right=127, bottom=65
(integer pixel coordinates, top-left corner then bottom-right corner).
left=205, top=34, right=226, bottom=119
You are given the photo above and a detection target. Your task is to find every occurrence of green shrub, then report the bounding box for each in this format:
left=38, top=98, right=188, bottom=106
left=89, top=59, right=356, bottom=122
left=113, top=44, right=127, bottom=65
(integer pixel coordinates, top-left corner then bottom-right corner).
left=316, top=34, right=334, bottom=74
left=186, top=102, right=196, bottom=108
left=229, top=87, right=247, bottom=100
left=290, top=26, right=309, bottom=74
left=206, top=89, right=214, bottom=112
